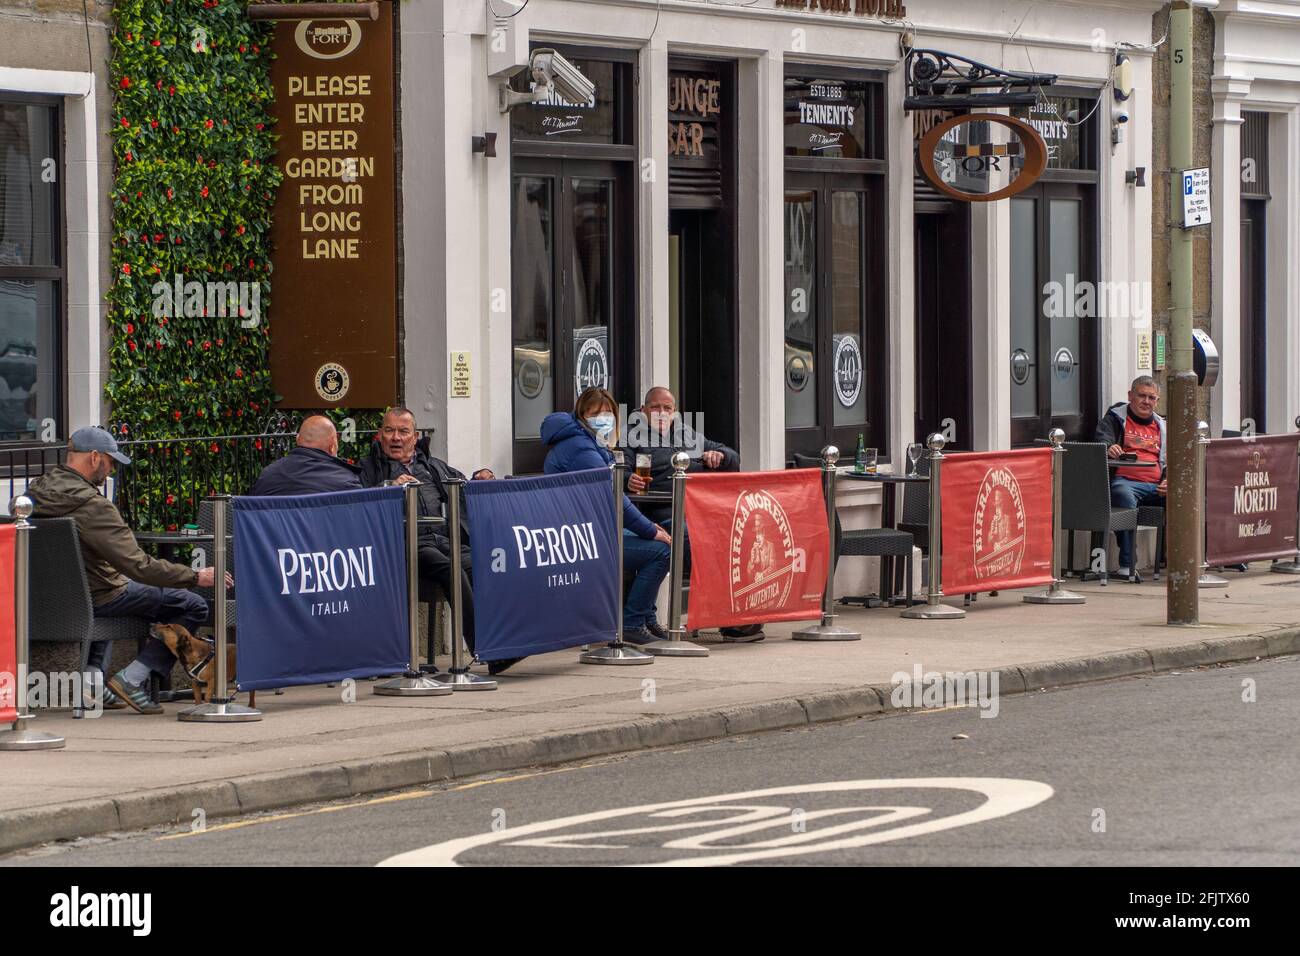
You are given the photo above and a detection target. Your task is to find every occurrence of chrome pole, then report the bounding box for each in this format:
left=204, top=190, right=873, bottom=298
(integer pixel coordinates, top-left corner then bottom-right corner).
left=794, top=445, right=861, bottom=640
left=432, top=479, right=496, bottom=688
left=643, top=451, right=707, bottom=657
left=900, top=433, right=966, bottom=619
left=0, top=496, right=65, bottom=749
left=376, top=484, right=454, bottom=695
left=179, top=496, right=261, bottom=721
left=1025, top=428, right=1086, bottom=604
left=582, top=450, right=653, bottom=665
left=1197, top=421, right=1228, bottom=588
left=1271, top=414, right=1300, bottom=573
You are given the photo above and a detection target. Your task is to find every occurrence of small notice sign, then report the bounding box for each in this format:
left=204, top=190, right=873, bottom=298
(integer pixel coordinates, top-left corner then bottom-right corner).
left=451, top=351, right=471, bottom=398
left=1182, top=167, right=1211, bottom=227
left=1137, top=331, right=1152, bottom=371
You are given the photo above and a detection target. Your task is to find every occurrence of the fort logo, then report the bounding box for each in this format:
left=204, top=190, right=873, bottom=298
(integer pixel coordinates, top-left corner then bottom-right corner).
left=295, top=19, right=362, bottom=60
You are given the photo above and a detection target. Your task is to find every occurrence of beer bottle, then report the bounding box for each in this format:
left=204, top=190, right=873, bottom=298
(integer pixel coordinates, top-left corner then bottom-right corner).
left=854, top=433, right=866, bottom=474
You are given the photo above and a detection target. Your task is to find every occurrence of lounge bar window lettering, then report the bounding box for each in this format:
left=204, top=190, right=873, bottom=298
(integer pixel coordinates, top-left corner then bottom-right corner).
left=669, top=73, right=720, bottom=158
left=270, top=5, right=398, bottom=408
left=784, top=78, right=870, bottom=158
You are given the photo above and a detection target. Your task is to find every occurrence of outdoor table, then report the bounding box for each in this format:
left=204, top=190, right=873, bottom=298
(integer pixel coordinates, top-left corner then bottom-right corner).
left=1106, top=459, right=1159, bottom=471
left=838, top=470, right=929, bottom=606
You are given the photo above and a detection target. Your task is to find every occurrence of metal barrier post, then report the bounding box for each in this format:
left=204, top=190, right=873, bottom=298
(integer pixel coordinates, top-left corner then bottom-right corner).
left=375, top=484, right=454, bottom=696
left=1271, top=414, right=1300, bottom=573
left=179, top=496, right=262, bottom=721
left=642, top=452, right=708, bottom=657
left=1197, top=421, right=1228, bottom=588
left=793, top=445, right=862, bottom=641
left=900, top=434, right=966, bottom=619
left=1024, top=428, right=1086, bottom=605
left=581, top=450, right=654, bottom=665
left=431, top=479, right=496, bottom=688
left=0, top=496, right=65, bottom=750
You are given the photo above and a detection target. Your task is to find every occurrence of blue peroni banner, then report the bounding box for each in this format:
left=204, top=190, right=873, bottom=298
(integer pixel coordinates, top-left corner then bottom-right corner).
left=465, top=468, right=619, bottom=660
left=233, top=487, right=409, bottom=690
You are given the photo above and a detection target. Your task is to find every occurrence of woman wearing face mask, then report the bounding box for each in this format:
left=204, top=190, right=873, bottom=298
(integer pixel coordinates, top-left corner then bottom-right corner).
left=540, top=387, right=674, bottom=645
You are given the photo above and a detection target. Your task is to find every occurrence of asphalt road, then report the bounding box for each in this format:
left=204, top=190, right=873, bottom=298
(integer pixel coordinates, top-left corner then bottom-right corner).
left=6, top=656, right=1298, bottom=867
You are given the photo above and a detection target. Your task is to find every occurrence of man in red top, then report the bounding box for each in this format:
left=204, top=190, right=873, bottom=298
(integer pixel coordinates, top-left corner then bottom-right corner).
left=1094, top=375, right=1167, bottom=576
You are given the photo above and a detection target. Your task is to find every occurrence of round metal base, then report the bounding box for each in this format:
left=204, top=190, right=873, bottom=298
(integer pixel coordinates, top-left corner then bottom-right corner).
left=899, top=601, right=967, bottom=620
left=372, top=675, right=454, bottom=697
left=721, top=631, right=767, bottom=644
left=1198, top=573, right=1229, bottom=588
left=791, top=623, right=861, bottom=641
left=1270, top=560, right=1300, bottom=574
left=177, top=701, right=263, bottom=722
left=641, top=638, right=709, bottom=657
left=431, top=669, right=498, bottom=691
left=579, top=643, right=654, bottom=665
left=1023, top=585, right=1086, bottom=605
left=0, top=727, right=66, bottom=750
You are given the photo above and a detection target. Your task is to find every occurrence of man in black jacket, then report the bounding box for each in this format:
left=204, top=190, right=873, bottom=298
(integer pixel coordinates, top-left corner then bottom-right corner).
left=249, top=416, right=363, bottom=496
left=359, top=407, right=491, bottom=655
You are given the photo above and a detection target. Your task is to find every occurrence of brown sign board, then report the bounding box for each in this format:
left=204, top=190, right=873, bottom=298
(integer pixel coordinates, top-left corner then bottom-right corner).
left=917, top=113, right=1047, bottom=203
left=269, top=2, right=397, bottom=408
left=1205, top=434, right=1300, bottom=565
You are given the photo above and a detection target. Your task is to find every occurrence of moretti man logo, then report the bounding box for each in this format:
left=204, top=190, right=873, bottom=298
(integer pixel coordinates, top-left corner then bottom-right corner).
left=972, top=467, right=1027, bottom=580
left=315, top=362, right=350, bottom=401
left=294, top=19, right=362, bottom=60
left=50, top=886, right=151, bottom=936
left=730, top=491, right=799, bottom=613
left=278, top=544, right=377, bottom=616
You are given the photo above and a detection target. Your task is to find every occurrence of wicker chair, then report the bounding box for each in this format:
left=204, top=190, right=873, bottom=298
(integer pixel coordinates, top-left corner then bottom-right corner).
left=28, top=517, right=153, bottom=717
left=1059, top=441, right=1140, bottom=584
left=792, top=453, right=914, bottom=606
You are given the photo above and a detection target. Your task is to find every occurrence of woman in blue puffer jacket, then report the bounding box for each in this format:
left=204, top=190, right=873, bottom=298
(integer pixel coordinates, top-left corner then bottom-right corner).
left=541, top=387, right=673, bottom=644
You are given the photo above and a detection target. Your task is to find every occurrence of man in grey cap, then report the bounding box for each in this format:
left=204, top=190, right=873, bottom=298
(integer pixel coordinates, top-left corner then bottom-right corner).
left=25, top=426, right=232, bottom=714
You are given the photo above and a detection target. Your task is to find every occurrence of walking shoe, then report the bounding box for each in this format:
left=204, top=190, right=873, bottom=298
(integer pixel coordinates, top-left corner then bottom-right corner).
left=82, top=684, right=127, bottom=712
left=720, top=624, right=765, bottom=641
left=487, top=657, right=523, bottom=676
left=1114, top=566, right=1132, bottom=578
left=644, top=620, right=669, bottom=642
left=621, top=628, right=656, bottom=646
left=106, top=671, right=163, bottom=715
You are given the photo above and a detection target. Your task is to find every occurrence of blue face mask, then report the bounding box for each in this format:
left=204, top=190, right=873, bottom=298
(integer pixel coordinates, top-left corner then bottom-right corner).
left=585, top=414, right=616, bottom=440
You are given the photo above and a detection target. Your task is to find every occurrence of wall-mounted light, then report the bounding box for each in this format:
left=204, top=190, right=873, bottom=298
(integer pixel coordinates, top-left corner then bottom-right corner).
left=1125, top=166, right=1147, bottom=187
left=472, top=133, right=497, bottom=158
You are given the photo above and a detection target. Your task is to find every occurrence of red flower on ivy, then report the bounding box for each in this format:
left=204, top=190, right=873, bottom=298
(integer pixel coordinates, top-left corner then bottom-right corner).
left=202, top=340, right=211, bottom=350
left=120, top=76, right=131, bottom=89
left=119, top=117, right=129, bottom=127
left=209, top=443, right=219, bottom=454
left=125, top=322, right=134, bottom=334
left=169, top=86, right=175, bottom=96
left=165, top=494, right=175, bottom=506
left=151, top=39, right=161, bottom=47
left=204, top=119, right=214, bottom=130
left=127, top=340, right=137, bottom=352
left=235, top=368, right=243, bottom=378
left=236, top=225, right=245, bottom=235
left=166, top=188, right=174, bottom=200
left=121, top=263, right=131, bottom=275
left=200, top=186, right=209, bottom=198
left=254, top=439, right=263, bottom=450
left=150, top=120, right=159, bottom=129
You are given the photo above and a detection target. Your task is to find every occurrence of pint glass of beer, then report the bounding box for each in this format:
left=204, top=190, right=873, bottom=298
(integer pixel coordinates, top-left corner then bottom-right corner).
left=635, top=454, right=652, bottom=481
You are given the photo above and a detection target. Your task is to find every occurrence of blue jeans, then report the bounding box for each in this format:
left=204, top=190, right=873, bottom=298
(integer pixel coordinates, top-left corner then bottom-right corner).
left=623, top=530, right=670, bottom=630
left=91, top=581, right=210, bottom=679
left=1109, top=477, right=1164, bottom=569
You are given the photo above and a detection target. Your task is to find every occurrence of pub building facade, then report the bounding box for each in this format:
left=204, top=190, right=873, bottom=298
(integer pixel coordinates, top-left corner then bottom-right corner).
left=403, top=0, right=1165, bottom=484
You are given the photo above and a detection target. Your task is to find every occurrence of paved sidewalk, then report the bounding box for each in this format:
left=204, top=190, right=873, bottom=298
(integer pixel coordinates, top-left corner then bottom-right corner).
left=3, top=567, right=1299, bottom=853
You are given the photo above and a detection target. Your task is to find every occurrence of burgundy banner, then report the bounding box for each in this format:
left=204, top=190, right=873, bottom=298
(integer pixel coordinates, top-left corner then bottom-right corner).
left=0, top=524, right=16, bottom=724
left=684, top=469, right=830, bottom=629
left=940, top=448, right=1054, bottom=596
left=1205, top=434, right=1299, bottom=565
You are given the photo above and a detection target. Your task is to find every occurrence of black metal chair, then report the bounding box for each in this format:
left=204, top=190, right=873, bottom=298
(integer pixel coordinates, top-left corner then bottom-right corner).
left=1058, top=441, right=1140, bottom=584
left=793, top=453, right=914, bottom=606
left=28, top=517, right=153, bottom=717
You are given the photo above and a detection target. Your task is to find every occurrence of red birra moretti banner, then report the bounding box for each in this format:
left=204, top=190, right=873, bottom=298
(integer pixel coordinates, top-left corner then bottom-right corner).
left=0, top=524, right=16, bottom=724
left=1205, top=434, right=1300, bottom=565
left=941, top=448, right=1054, bottom=596
left=684, top=470, right=830, bottom=629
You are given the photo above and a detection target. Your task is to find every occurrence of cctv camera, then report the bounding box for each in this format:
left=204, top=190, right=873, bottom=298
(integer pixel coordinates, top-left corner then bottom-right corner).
left=531, top=49, right=595, bottom=107
left=1112, top=105, right=1130, bottom=125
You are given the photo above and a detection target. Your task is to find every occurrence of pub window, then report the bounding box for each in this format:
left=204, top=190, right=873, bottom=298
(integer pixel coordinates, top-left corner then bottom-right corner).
left=782, top=70, right=888, bottom=461
left=0, top=97, right=63, bottom=444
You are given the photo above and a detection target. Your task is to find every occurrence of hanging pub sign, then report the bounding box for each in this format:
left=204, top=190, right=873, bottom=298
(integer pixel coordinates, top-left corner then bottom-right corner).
left=784, top=77, right=872, bottom=159
left=269, top=2, right=397, bottom=408
left=917, top=113, right=1047, bottom=202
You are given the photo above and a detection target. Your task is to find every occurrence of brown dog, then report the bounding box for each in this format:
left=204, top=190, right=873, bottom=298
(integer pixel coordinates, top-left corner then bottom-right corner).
left=151, top=623, right=255, bottom=708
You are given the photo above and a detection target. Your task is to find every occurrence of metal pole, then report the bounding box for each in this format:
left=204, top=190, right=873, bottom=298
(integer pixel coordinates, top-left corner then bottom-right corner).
left=375, top=485, right=454, bottom=695
left=1270, top=414, right=1300, bottom=573
left=794, top=445, right=861, bottom=640
left=582, top=450, right=653, bottom=665
left=1197, top=421, right=1228, bottom=587
left=0, top=495, right=65, bottom=749
left=1166, top=0, right=1201, bottom=625
left=432, top=480, right=496, bottom=688
left=1025, top=429, right=1085, bottom=604
left=900, top=434, right=966, bottom=619
left=180, top=496, right=262, bottom=721
left=643, top=452, right=708, bottom=657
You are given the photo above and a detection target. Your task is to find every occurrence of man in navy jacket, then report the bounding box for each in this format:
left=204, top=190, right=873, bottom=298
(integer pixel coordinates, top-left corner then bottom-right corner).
left=248, top=416, right=363, bottom=496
